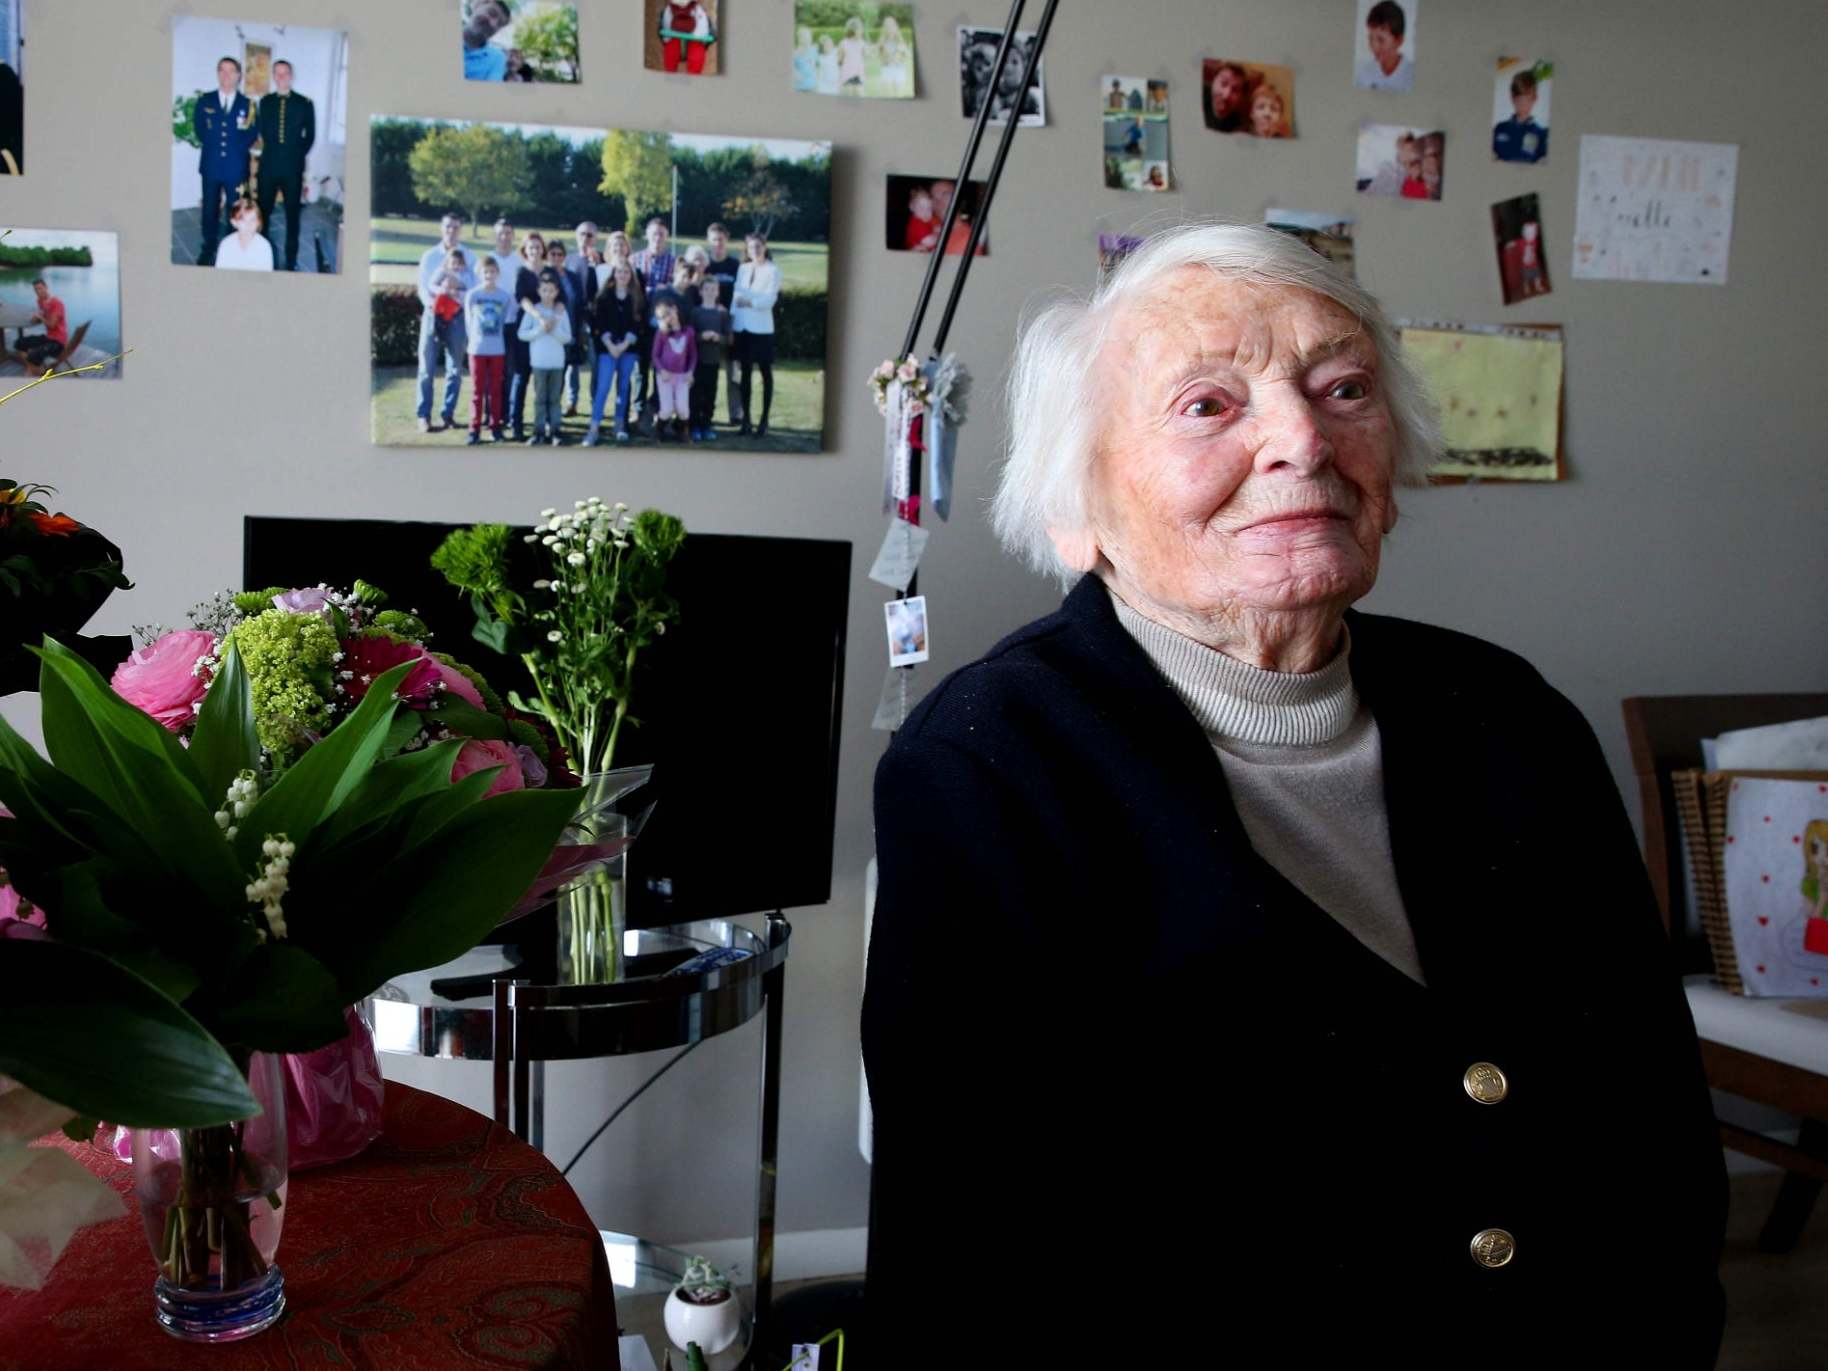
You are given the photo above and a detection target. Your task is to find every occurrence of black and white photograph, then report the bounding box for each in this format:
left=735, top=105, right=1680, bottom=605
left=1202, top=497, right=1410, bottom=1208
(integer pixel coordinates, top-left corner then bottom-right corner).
left=884, top=595, right=929, bottom=666
left=957, top=26, right=1045, bottom=127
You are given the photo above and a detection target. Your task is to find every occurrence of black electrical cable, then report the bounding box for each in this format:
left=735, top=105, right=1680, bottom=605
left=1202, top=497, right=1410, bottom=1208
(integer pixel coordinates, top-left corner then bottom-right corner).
left=560, top=1040, right=702, bottom=1177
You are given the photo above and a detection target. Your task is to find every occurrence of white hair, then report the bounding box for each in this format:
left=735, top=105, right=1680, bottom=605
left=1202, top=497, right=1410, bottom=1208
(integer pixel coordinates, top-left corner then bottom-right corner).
left=990, top=222, right=1441, bottom=585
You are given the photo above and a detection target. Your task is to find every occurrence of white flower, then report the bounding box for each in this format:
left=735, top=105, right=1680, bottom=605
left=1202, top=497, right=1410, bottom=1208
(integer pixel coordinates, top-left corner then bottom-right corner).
left=572, top=582, right=585, bottom=593
left=533, top=578, right=551, bottom=590
left=548, top=515, right=564, bottom=530
left=614, top=501, right=628, bottom=511
left=655, top=621, right=667, bottom=635
left=540, top=508, right=557, bottom=518
left=542, top=535, right=559, bottom=547
left=566, top=551, right=586, bottom=566
left=523, top=534, right=540, bottom=544
left=547, top=630, right=564, bottom=643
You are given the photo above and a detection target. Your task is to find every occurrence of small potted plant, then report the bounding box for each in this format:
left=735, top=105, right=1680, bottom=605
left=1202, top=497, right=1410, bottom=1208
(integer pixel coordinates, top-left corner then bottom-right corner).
left=663, top=1255, right=741, bottom=1357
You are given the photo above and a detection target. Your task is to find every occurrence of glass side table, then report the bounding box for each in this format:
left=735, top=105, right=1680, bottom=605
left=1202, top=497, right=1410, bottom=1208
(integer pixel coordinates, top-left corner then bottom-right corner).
left=365, top=915, right=790, bottom=1368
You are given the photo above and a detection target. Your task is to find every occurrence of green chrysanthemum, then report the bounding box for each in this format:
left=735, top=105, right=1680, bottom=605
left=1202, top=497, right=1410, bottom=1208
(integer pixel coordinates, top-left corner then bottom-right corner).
left=228, top=609, right=341, bottom=764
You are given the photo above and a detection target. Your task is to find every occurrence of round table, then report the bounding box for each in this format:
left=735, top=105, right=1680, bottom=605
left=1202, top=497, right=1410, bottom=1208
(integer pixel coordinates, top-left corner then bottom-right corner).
left=0, top=1083, right=621, bottom=1370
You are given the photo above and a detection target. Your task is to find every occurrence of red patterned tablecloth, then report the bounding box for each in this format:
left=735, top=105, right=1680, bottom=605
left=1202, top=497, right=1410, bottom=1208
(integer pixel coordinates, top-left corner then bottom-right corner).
left=0, top=1082, right=619, bottom=1370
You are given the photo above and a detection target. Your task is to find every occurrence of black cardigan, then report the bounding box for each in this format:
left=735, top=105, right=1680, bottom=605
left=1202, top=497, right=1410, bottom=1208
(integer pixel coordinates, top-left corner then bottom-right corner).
left=863, top=577, right=1726, bottom=1365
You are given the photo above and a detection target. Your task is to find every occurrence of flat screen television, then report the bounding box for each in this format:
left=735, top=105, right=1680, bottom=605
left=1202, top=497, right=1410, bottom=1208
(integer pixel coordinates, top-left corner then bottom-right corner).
left=244, top=517, right=850, bottom=927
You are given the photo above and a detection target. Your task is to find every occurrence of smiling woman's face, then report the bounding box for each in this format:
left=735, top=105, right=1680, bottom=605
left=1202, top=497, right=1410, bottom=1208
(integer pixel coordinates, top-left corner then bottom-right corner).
left=1064, top=270, right=1399, bottom=630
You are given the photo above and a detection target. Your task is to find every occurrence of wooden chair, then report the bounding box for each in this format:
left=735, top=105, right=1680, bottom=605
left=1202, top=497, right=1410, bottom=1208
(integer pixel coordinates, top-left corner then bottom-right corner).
left=14, top=319, right=89, bottom=376
left=1623, top=693, right=1828, bottom=1252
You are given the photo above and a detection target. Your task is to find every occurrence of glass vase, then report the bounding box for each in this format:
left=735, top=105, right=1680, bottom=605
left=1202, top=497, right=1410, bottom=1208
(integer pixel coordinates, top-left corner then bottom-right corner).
left=130, top=1051, right=288, bottom=1342
left=559, top=810, right=629, bottom=985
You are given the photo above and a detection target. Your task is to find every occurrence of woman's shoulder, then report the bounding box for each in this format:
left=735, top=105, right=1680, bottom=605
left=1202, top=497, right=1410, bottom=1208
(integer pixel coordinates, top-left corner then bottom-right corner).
left=887, top=600, right=1100, bottom=754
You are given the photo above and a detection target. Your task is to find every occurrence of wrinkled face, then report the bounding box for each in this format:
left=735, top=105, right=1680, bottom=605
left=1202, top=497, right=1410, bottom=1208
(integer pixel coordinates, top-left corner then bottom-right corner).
left=1064, top=273, right=1399, bottom=623
left=1211, top=67, right=1246, bottom=117
left=1367, top=24, right=1401, bottom=70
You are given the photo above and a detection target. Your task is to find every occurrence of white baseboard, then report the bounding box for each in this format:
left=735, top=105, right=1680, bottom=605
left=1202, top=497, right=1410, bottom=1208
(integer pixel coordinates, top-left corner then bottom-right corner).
left=626, top=1227, right=867, bottom=1285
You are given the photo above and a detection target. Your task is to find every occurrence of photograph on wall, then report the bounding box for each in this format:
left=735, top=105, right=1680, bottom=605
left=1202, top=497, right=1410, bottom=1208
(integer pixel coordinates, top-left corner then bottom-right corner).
left=1398, top=322, right=1563, bottom=481
left=885, top=596, right=929, bottom=667
left=1355, top=123, right=1443, bottom=200
left=1571, top=135, right=1737, bottom=286
left=793, top=3, right=914, bottom=98
left=1265, top=208, right=1355, bottom=276
left=170, top=17, right=349, bottom=272
left=1492, top=58, right=1551, bottom=164
left=463, top=1, right=580, bottom=82
left=1491, top=193, right=1551, bottom=305
left=1201, top=60, right=1293, bottom=138
left=1101, top=76, right=1170, bottom=192
left=645, top=0, right=718, bottom=77
left=0, top=0, right=23, bottom=174
left=370, top=116, right=831, bottom=453
left=1097, top=232, right=1145, bottom=279
left=885, top=175, right=987, bottom=254
left=958, top=27, right=1045, bottom=127
left=1354, top=0, right=1416, bottom=92
left=0, top=229, right=123, bottom=380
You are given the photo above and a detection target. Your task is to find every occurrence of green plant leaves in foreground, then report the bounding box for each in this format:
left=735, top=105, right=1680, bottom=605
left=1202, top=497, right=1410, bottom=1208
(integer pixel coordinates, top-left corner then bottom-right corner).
left=0, top=940, right=259, bottom=1128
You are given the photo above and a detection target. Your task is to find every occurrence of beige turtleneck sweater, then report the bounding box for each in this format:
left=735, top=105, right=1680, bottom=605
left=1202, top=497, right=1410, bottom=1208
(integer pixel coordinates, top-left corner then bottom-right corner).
left=1110, top=590, right=1425, bottom=984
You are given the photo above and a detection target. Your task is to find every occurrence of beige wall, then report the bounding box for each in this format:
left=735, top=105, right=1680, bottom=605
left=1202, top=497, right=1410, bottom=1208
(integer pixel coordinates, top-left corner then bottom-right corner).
left=4, top=0, right=1824, bottom=1254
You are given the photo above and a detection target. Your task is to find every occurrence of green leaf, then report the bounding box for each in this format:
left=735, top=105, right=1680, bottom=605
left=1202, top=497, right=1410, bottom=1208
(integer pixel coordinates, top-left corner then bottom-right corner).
left=305, top=786, right=579, bottom=1001
left=424, top=698, right=510, bottom=741
left=210, top=942, right=348, bottom=1053
left=188, top=639, right=258, bottom=807
left=236, top=659, right=416, bottom=868
left=33, top=640, right=246, bottom=914
left=21, top=858, right=204, bottom=1006
left=469, top=600, right=511, bottom=654
left=34, top=636, right=203, bottom=802
left=316, top=738, right=465, bottom=850
left=0, top=941, right=259, bottom=1128
left=383, top=703, right=425, bottom=756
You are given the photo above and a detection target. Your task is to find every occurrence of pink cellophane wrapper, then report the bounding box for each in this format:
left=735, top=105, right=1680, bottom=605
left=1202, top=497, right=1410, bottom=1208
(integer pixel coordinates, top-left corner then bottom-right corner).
left=108, top=1008, right=384, bottom=1172
left=499, top=765, right=654, bottom=926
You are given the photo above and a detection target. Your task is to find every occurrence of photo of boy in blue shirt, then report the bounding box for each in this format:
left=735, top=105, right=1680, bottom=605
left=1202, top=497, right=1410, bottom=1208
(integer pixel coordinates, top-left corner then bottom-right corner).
left=1492, top=63, right=1551, bottom=165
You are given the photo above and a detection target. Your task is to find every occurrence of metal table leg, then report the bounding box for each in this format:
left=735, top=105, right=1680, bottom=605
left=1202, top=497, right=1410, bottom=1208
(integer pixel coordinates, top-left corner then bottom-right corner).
left=750, top=913, right=788, bottom=1365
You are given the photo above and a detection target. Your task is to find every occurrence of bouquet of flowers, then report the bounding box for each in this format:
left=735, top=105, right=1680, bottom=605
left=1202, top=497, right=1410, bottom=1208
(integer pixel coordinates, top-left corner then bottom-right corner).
left=0, top=480, right=131, bottom=694
left=433, top=498, right=685, bottom=981
left=0, top=631, right=579, bottom=1294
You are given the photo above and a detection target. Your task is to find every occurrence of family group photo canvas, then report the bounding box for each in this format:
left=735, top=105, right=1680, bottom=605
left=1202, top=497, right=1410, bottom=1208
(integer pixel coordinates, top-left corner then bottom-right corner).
left=369, top=116, right=832, bottom=453
left=169, top=17, right=350, bottom=273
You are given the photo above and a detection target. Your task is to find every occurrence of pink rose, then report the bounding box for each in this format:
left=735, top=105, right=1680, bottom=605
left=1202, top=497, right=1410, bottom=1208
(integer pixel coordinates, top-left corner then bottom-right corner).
left=112, top=631, right=215, bottom=731
left=450, top=739, right=525, bottom=799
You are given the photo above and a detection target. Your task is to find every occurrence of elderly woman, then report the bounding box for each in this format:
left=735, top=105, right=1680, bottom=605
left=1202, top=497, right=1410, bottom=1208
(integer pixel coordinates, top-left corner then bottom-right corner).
left=862, top=225, right=1726, bottom=1364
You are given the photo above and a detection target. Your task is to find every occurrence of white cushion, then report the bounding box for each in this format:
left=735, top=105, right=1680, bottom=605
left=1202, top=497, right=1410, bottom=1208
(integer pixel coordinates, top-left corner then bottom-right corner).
left=1685, top=975, right=1828, bottom=1079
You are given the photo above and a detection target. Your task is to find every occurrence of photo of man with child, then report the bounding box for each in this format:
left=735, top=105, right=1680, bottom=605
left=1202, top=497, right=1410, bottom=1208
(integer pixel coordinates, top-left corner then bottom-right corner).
left=1356, top=123, right=1446, bottom=200
left=1201, top=59, right=1294, bottom=138
left=369, top=117, right=830, bottom=454
left=461, top=0, right=580, bottom=83
left=883, top=175, right=987, bottom=256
